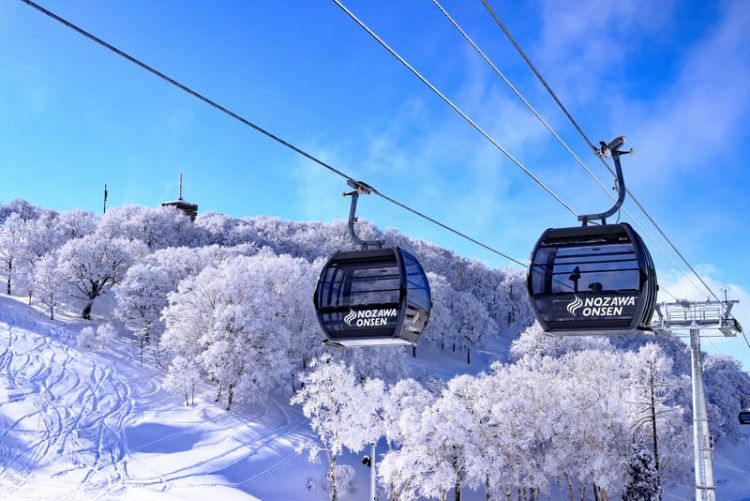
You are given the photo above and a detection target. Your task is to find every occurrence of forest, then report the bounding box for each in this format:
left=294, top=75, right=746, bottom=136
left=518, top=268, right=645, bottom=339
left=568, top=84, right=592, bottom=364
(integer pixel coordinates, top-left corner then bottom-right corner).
left=1, top=198, right=749, bottom=500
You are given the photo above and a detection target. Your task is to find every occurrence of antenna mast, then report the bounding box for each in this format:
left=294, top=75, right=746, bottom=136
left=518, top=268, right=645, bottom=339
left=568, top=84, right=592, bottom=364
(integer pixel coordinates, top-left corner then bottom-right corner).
left=103, top=184, right=108, bottom=214
left=178, top=172, right=184, bottom=201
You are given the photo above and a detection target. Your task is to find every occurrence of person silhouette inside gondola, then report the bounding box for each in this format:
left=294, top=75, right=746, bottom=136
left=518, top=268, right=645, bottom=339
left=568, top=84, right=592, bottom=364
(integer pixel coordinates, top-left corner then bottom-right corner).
left=568, top=266, right=581, bottom=293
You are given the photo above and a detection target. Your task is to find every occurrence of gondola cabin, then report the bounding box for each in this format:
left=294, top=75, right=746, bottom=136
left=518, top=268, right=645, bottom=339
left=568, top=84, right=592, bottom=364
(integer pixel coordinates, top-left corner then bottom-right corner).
left=314, top=247, right=431, bottom=347
left=527, top=222, right=657, bottom=336
left=740, top=409, right=750, bottom=425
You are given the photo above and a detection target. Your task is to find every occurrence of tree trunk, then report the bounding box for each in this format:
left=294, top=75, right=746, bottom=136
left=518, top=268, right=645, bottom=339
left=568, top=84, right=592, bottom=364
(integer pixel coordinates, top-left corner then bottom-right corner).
left=215, top=384, right=223, bottom=403
left=6, top=260, right=12, bottom=295
left=441, top=339, right=445, bottom=350
left=579, top=483, right=585, bottom=501
left=564, top=473, right=574, bottom=501
left=485, top=474, right=491, bottom=501
left=650, top=373, right=661, bottom=475
left=81, top=300, right=94, bottom=320
left=330, top=454, right=338, bottom=501
left=412, top=345, right=417, bottom=358
left=452, top=450, right=461, bottom=501
left=452, top=342, right=456, bottom=352
left=191, top=380, right=195, bottom=407
left=49, top=304, right=54, bottom=320
left=592, top=483, right=600, bottom=501
left=226, top=383, right=234, bottom=410
left=28, top=292, right=32, bottom=305
left=466, top=347, right=471, bottom=365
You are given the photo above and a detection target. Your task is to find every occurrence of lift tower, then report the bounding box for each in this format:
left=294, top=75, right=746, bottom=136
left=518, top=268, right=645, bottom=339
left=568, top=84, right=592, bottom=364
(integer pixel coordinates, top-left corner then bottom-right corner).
left=653, top=297, right=742, bottom=501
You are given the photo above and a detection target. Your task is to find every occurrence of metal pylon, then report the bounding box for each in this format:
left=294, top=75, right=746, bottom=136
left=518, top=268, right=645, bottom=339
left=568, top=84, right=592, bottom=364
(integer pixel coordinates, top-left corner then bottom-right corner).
left=653, top=297, right=742, bottom=500
left=689, top=324, right=715, bottom=501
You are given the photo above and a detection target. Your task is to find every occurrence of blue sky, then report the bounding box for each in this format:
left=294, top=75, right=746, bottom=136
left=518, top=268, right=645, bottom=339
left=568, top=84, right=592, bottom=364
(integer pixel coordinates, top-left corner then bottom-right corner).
left=1, top=0, right=749, bottom=367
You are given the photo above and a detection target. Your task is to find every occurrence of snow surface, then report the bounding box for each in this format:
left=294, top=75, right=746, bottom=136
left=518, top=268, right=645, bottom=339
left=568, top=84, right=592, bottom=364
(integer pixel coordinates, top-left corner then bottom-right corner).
left=1, top=294, right=749, bottom=500
left=0, top=295, right=373, bottom=499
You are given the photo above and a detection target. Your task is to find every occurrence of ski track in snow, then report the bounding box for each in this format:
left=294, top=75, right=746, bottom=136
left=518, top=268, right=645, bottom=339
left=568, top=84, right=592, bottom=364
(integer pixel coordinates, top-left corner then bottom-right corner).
left=0, top=301, right=312, bottom=500
left=0, top=321, right=139, bottom=498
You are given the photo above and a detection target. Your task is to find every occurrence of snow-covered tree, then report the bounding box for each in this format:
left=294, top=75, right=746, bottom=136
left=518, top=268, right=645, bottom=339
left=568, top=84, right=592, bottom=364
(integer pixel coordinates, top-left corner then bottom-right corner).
left=33, top=252, right=63, bottom=319
left=78, top=326, right=97, bottom=348
left=292, top=355, right=384, bottom=501
left=277, top=255, right=324, bottom=389
left=0, top=213, right=25, bottom=294
left=164, top=355, right=201, bottom=406
left=17, top=210, right=62, bottom=299
left=449, top=289, right=497, bottom=364
left=510, top=321, right=614, bottom=361
left=381, top=375, right=483, bottom=501
left=421, top=273, right=454, bottom=350
left=624, top=343, right=688, bottom=486
left=704, top=354, right=750, bottom=443
left=0, top=199, right=42, bottom=224
left=98, top=205, right=197, bottom=250
left=161, top=252, right=296, bottom=409
left=56, top=209, right=96, bottom=240
left=56, top=234, right=147, bottom=319
left=622, top=444, right=661, bottom=501
left=95, top=322, right=117, bottom=349
left=116, top=244, right=259, bottom=362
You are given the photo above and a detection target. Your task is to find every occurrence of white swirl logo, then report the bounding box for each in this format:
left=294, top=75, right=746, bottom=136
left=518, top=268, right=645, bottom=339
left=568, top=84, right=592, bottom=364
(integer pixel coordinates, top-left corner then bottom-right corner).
left=343, top=309, right=357, bottom=326
left=567, top=295, right=583, bottom=316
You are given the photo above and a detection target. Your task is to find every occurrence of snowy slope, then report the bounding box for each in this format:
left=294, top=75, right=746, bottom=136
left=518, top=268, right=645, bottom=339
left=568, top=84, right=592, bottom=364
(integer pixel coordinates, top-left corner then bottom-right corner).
left=0, top=296, right=372, bottom=500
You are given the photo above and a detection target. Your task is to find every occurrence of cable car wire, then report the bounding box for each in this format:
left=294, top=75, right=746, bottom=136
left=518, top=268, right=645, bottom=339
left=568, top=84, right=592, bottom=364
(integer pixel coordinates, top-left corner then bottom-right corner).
left=430, top=0, right=707, bottom=302
left=332, top=0, right=698, bottom=320
left=478, top=0, right=725, bottom=307
left=18, top=0, right=740, bottom=342
left=18, top=0, right=528, bottom=269
left=329, top=0, right=579, bottom=218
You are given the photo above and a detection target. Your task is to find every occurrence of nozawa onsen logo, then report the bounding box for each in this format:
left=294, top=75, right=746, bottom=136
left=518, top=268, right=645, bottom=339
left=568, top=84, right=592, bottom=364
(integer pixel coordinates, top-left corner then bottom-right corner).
left=344, top=308, right=397, bottom=327
left=566, top=295, right=636, bottom=317
left=566, top=296, right=583, bottom=315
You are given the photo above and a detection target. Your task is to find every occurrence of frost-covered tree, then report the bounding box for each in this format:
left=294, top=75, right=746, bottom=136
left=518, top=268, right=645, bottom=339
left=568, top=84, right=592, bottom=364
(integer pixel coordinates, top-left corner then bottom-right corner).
left=555, top=350, right=630, bottom=498
left=704, top=354, right=750, bottom=443
left=292, top=356, right=384, bottom=501
left=161, top=253, right=296, bottom=409
left=0, top=213, right=25, bottom=294
left=33, top=252, right=63, bottom=319
left=98, top=205, right=197, bottom=250
left=0, top=199, right=41, bottom=224
left=510, top=321, right=614, bottom=361
left=450, top=289, right=497, bottom=364
left=277, top=255, right=324, bottom=389
left=116, top=263, right=172, bottom=363
left=622, top=444, right=661, bottom=501
left=56, top=209, right=96, bottom=240
left=17, top=210, right=62, bottom=299
left=116, top=245, right=253, bottom=361
left=334, top=346, right=410, bottom=384
left=56, top=234, right=147, bottom=319
left=624, top=343, right=688, bottom=487
left=78, top=326, right=97, bottom=348
left=382, top=375, right=480, bottom=501
left=164, top=355, right=201, bottom=406
left=421, top=273, right=453, bottom=350
left=96, top=322, right=117, bottom=349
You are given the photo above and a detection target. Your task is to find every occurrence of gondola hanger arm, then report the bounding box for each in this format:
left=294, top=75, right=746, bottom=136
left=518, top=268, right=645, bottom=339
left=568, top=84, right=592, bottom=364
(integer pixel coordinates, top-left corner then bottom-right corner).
left=342, top=180, right=384, bottom=250
left=579, top=136, right=632, bottom=226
